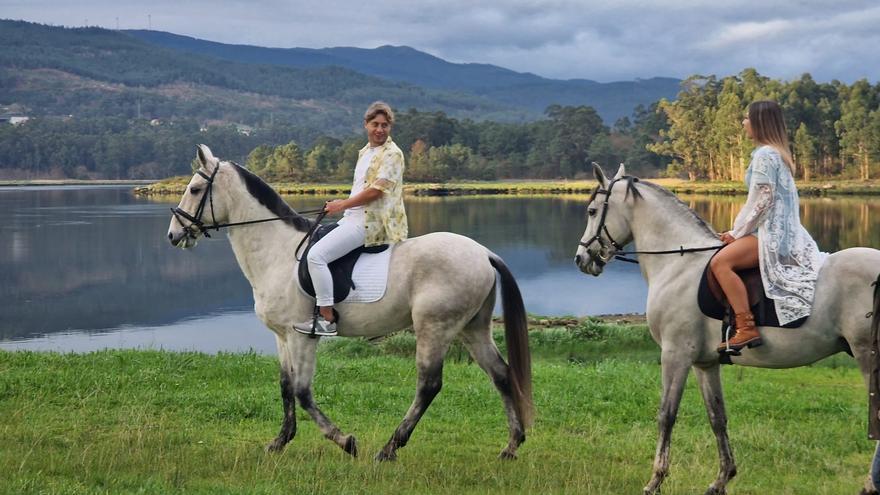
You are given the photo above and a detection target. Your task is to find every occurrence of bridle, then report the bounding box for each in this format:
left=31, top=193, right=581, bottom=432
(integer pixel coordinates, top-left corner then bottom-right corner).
left=171, top=164, right=221, bottom=239
left=579, top=176, right=725, bottom=266
left=171, top=162, right=325, bottom=242
left=578, top=176, right=631, bottom=265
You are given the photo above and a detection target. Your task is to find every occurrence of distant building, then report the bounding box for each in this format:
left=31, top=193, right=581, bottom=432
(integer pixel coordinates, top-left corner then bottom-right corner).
left=0, top=115, right=30, bottom=125
left=150, top=119, right=161, bottom=126
left=235, top=124, right=254, bottom=136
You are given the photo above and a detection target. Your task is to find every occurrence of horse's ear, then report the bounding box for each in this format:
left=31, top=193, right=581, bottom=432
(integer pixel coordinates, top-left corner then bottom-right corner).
left=592, top=162, right=608, bottom=187
left=196, top=144, right=216, bottom=170
left=612, top=163, right=626, bottom=180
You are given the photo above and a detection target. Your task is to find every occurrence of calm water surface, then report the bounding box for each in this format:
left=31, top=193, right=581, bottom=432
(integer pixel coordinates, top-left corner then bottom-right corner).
left=1, top=186, right=878, bottom=353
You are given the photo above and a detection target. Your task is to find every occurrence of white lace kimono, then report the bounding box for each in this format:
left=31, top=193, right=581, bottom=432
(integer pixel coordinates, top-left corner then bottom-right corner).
left=730, top=145, right=827, bottom=325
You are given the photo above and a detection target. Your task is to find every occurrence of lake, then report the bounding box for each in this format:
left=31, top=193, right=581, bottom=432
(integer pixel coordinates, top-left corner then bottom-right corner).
left=2, top=185, right=878, bottom=353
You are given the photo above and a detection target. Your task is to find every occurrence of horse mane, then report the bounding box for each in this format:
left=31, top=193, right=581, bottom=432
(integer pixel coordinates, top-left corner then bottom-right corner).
left=635, top=179, right=717, bottom=237
left=229, top=163, right=313, bottom=232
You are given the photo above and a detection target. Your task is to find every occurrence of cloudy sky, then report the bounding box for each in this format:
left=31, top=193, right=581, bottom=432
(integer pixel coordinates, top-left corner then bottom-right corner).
left=3, top=0, right=878, bottom=83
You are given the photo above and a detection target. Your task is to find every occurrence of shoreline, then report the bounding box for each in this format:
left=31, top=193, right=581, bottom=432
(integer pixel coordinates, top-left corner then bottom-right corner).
left=130, top=177, right=880, bottom=197
left=0, top=179, right=154, bottom=187
left=6, top=177, right=880, bottom=197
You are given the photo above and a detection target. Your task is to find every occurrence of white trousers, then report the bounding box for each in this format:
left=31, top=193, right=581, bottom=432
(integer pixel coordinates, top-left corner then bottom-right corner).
left=306, top=217, right=366, bottom=306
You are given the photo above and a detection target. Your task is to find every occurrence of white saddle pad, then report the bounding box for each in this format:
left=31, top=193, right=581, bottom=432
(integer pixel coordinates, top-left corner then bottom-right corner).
left=299, top=245, right=394, bottom=304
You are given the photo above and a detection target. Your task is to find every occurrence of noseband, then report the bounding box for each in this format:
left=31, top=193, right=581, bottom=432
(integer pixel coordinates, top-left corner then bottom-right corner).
left=171, top=164, right=221, bottom=239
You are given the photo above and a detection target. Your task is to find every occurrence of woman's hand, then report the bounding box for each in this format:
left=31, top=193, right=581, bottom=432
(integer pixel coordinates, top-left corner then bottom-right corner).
left=719, top=231, right=736, bottom=245
left=324, top=199, right=348, bottom=215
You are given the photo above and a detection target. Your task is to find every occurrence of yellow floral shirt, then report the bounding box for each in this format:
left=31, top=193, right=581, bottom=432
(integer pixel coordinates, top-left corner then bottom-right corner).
left=361, top=138, right=408, bottom=247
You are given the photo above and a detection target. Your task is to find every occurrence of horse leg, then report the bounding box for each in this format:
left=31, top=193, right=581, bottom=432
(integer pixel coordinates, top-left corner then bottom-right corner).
left=694, top=364, right=737, bottom=495
left=287, top=333, right=358, bottom=457
left=460, top=291, right=526, bottom=460
left=644, top=351, right=692, bottom=495
left=375, top=330, right=452, bottom=461
left=266, top=334, right=297, bottom=452
left=849, top=341, right=879, bottom=495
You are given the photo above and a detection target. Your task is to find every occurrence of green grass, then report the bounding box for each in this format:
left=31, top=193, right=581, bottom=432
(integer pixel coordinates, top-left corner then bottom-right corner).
left=133, top=176, right=880, bottom=197
left=0, top=320, right=871, bottom=494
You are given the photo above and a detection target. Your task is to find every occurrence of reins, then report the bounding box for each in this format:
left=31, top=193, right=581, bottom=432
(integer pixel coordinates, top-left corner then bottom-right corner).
left=580, top=175, right=725, bottom=265
left=171, top=161, right=329, bottom=249
left=612, top=245, right=726, bottom=264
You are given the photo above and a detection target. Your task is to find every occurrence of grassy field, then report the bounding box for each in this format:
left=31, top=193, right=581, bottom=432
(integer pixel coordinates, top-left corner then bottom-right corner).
left=0, top=320, right=871, bottom=494
left=133, top=176, right=880, bottom=197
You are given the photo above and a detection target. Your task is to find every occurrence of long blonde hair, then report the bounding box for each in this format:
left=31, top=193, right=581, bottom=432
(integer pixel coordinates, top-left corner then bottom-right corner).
left=748, top=100, right=795, bottom=175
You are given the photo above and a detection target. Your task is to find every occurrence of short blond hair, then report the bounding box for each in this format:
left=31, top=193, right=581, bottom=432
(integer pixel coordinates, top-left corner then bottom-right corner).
left=364, top=101, right=394, bottom=125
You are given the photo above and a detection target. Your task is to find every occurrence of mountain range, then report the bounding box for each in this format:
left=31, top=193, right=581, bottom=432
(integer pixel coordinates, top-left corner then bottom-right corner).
left=125, top=29, right=681, bottom=122
left=0, top=19, right=681, bottom=131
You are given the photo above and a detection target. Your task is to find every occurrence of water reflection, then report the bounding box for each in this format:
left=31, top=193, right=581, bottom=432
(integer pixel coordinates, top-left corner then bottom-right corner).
left=0, top=186, right=878, bottom=352
left=680, top=194, right=880, bottom=253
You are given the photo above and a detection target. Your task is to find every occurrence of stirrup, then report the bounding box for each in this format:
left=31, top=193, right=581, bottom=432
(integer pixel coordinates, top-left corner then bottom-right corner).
left=718, top=322, right=742, bottom=355
left=293, top=307, right=339, bottom=338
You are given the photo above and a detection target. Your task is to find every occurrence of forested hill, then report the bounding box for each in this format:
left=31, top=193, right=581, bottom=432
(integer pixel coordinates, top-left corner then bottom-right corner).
left=125, top=29, right=681, bottom=123
left=0, top=19, right=525, bottom=131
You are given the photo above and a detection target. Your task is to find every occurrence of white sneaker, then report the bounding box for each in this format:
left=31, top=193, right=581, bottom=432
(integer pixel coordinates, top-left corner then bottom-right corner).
left=293, top=316, right=337, bottom=336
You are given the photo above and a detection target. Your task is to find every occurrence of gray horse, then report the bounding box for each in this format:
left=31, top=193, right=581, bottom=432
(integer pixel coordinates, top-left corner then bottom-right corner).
left=575, top=164, right=880, bottom=495
left=167, top=145, right=534, bottom=461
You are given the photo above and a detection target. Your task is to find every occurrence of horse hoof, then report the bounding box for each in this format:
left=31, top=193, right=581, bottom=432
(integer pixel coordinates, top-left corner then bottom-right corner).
left=342, top=435, right=358, bottom=458
left=643, top=483, right=661, bottom=495
left=265, top=438, right=286, bottom=453
left=704, top=486, right=726, bottom=495
left=498, top=449, right=517, bottom=460
left=374, top=450, right=397, bottom=462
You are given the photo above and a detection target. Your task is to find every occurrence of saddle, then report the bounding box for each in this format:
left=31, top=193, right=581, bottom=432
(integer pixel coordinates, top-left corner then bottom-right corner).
left=297, top=223, right=388, bottom=304
left=697, top=253, right=808, bottom=330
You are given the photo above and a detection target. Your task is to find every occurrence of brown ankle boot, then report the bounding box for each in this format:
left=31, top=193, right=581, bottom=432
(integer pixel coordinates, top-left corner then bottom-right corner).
left=717, top=311, right=763, bottom=352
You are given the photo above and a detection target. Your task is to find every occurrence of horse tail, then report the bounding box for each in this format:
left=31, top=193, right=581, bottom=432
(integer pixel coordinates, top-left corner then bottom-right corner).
left=488, top=253, right=534, bottom=428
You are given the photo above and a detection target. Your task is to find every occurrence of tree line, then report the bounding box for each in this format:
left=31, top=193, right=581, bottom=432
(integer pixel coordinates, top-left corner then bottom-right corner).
left=652, top=69, right=880, bottom=180
left=0, top=118, right=322, bottom=179
left=244, top=104, right=668, bottom=182
left=2, top=69, right=878, bottom=182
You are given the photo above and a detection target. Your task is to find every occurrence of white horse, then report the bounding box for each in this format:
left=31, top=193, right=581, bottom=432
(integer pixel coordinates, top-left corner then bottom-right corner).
left=167, top=145, right=534, bottom=460
left=575, top=164, right=880, bottom=495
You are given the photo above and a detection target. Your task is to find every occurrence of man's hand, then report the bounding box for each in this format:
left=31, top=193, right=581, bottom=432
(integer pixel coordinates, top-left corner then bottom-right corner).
left=324, top=199, right=348, bottom=215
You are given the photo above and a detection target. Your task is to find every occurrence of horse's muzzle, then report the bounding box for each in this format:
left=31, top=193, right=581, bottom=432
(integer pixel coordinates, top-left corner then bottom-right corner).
left=168, top=229, right=197, bottom=248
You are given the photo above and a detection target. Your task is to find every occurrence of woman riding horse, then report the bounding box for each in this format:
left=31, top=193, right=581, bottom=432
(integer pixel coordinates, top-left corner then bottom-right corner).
left=294, top=101, right=408, bottom=336
left=712, top=100, right=826, bottom=352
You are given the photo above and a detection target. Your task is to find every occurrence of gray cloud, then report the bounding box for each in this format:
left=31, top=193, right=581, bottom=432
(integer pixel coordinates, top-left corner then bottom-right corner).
left=1, top=0, right=877, bottom=82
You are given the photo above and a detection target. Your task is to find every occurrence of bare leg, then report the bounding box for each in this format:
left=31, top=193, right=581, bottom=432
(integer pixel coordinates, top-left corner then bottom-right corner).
left=376, top=330, right=452, bottom=461
left=644, top=350, right=692, bottom=495
left=694, top=365, right=737, bottom=495
left=461, top=291, right=526, bottom=459
left=709, top=235, right=759, bottom=314
left=319, top=306, right=335, bottom=322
